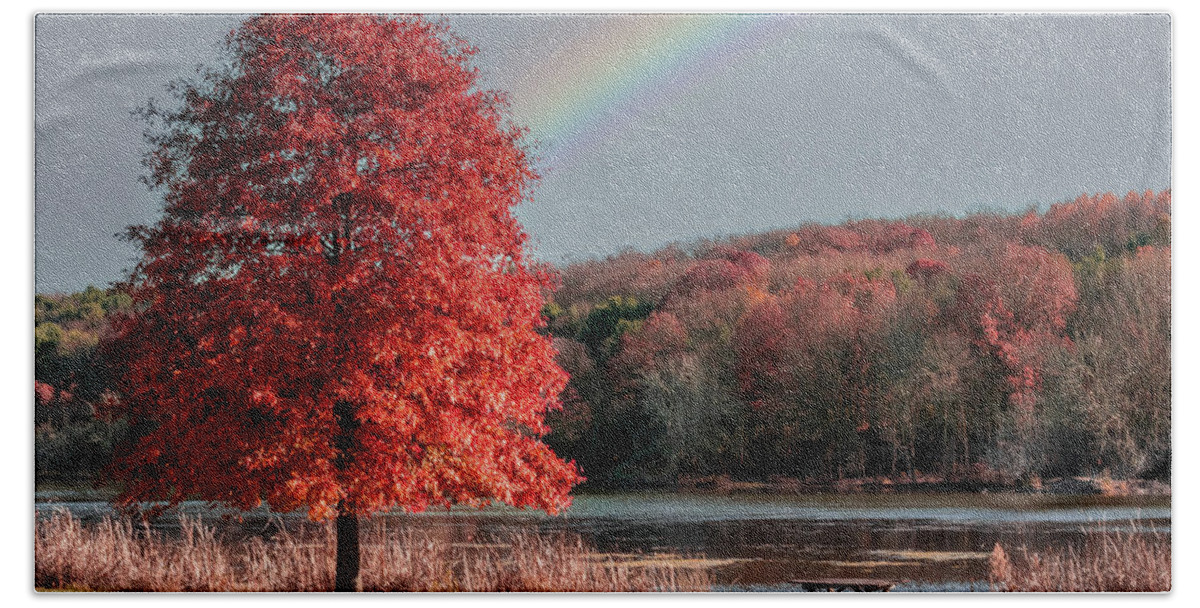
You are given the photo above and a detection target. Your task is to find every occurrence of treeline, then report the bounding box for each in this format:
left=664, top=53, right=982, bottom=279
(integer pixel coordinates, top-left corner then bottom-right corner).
left=35, top=286, right=129, bottom=484
left=35, top=191, right=1171, bottom=490
left=542, top=191, right=1171, bottom=488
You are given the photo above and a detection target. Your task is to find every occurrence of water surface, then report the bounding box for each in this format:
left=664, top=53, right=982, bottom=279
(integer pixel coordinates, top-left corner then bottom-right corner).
left=36, top=491, right=1169, bottom=591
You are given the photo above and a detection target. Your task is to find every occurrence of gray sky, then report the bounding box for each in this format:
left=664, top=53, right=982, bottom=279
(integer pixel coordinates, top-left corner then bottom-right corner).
left=35, top=13, right=1171, bottom=293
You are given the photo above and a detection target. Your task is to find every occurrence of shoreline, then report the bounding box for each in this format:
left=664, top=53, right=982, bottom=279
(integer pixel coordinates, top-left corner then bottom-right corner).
left=670, top=474, right=1171, bottom=497
left=36, top=475, right=1170, bottom=505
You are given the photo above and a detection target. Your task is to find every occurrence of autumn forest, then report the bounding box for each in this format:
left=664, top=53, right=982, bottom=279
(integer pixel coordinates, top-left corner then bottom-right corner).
left=33, top=13, right=1171, bottom=592
left=37, top=189, right=1171, bottom=491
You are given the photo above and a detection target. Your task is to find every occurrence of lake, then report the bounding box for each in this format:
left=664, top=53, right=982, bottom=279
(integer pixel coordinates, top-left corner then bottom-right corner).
left=35, top=491, right=1170, bottom=592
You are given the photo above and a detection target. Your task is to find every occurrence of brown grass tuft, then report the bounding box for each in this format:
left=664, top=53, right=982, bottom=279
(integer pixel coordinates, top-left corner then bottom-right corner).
left=989, top=524, right=1170, bottom=592
left=35, top=509, right=712, bottom=592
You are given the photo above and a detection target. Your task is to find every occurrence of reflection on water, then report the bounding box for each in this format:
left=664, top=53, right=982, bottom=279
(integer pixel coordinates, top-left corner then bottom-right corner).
left=35, top=492, right=1170, bottom=591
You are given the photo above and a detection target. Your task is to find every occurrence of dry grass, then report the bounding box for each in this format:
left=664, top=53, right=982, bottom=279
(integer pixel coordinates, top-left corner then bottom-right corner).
left=35, top=509, right=712, bottom=592
left=989, top=524, right=1170, bottom=592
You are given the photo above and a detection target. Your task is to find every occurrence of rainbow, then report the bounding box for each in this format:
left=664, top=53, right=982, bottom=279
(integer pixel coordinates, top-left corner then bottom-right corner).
left=508, top=14, right=792, bottom=171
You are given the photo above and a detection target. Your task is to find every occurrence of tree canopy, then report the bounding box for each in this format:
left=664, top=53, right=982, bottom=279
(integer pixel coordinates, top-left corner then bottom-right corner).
left=102, top=14, right=580, bottom=523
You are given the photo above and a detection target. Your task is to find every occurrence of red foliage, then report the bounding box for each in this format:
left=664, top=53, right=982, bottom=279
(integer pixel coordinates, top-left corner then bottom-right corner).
left=605, top=312, right=691, bottom=400
left=735, top=272, right=897, bottom=430
left=552, top=337, right=595, bottom=379
left=952, top=245, right=1078, bottom=415
left=678, top=260, right=741, bottom=294
left=905, top=258, right=951, bottom=282
left=35, top=380, right=88, bottom=427
left=35, top=380, right=57, bottom=407
left=619, top=312, right=689, bottom=370
left=847, top=219, right=937, bottom=253
left=788, top=225, right=863, bottom=255
left=781, top=221, right=935, bottom=256
left=669, top=258, right=756, bottom=298
left=101, top=15, right=579, bottom=520
left=701, top=245, right=771, bottom=281
left=1029, top=190, right=1171, bottom=258
left=992, top=244, right=1078, bottom=334
left=824, top=272, right=897, bottom=319
left=557, top=249, right=690, bottom=305
left=733, top=296, right=793, bottom=410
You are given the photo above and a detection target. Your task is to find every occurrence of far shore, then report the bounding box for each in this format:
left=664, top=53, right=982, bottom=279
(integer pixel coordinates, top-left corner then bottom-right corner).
left=672, top=474, right=1171, bottom=497
left=36, top=474, right=1170, bottom=505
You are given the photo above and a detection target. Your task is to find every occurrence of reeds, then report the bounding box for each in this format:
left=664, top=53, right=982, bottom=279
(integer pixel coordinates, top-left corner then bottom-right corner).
left=989, top=523, right=1170, bottom=592
left=35, top=509, right=712, bottom=592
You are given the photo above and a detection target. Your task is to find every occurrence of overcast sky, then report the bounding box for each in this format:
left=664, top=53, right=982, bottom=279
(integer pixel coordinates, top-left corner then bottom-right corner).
left=34, top=13, right=1171, bottom=293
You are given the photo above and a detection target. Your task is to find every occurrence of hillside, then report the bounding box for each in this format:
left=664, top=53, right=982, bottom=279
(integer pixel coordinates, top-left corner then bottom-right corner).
left=35, top=191, right=1171, bottom=490
left=541, top=191, right=1171, bottom=488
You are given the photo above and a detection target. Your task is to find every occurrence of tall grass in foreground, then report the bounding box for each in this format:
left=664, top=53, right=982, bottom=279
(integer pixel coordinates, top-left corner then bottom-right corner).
left=35, top=510, right=712, bottom=592
left=989, top=524, right=1170, bottom=592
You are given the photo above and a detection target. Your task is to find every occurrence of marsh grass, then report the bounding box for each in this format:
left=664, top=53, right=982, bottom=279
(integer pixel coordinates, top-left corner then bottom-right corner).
left=35, top=509, right=712, bottom=592
left=989, top=523, right=1170, bottom=592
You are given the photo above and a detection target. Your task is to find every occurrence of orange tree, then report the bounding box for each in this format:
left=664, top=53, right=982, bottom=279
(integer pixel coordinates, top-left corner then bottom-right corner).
left=101, top=14, right=580, bottom=591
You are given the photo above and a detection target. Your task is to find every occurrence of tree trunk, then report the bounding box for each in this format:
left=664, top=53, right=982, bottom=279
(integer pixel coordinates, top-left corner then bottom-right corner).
left=335, top=509, right=362, bottom=592
left=333, top=399, right=362, bottom=591
left=907, top=444, right=917, bottom=486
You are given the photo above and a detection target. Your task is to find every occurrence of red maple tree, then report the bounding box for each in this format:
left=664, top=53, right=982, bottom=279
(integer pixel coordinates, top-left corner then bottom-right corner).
left=101, top=14, right=580, bottom=591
